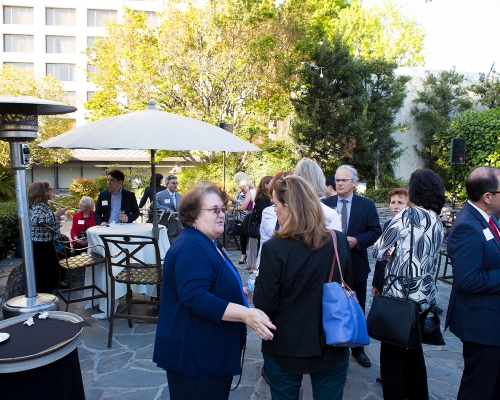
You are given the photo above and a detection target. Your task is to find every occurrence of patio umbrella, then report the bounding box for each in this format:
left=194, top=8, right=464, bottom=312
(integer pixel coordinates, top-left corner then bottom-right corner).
left=39, top=101, right=261, bottom=238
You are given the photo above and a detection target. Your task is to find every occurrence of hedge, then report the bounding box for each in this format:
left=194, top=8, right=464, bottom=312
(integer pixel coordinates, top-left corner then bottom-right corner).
left=0, top=203, right=18, bottom=260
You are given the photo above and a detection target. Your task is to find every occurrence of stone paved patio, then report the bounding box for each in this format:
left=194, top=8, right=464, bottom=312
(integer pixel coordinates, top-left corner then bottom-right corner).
left=58, top=247, right=461, bottom=400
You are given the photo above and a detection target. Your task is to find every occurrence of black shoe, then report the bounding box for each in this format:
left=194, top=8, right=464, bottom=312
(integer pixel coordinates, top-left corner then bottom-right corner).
left=352, top=351, right=371, bottom=368
left=376, top=377, right=382, bottom=384
left=261, top=365, right=269, bottom=384
left=238, top=255, right=247, bottom=264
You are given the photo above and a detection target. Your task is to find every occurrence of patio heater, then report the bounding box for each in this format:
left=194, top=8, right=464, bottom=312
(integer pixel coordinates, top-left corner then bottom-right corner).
left=0, top=95, right=76, bottom=318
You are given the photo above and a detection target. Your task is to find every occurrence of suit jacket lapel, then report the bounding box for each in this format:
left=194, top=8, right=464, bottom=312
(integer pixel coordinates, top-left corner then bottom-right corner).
left=347, top=194, right=358, bottom=234
left=465, top=202, right=500, bottom=251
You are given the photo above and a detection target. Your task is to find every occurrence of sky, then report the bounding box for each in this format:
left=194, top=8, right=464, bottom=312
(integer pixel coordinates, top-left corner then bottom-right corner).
left=363, top=0, right=500, bottom=74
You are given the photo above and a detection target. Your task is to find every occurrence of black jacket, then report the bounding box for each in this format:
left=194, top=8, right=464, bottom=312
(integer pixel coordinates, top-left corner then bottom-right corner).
left=254, top=231, right=352, bottom=358
left=95, top=188, right=140, bottom=224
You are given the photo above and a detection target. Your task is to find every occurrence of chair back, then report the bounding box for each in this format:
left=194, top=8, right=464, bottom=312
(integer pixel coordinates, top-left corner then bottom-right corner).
left=98, top=234, right=162, bottom=285
left=44, top=224, right=73, bottom=266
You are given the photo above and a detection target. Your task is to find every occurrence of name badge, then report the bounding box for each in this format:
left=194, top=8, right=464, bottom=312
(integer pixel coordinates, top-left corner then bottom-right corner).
left=102, top=200, right=108, bottom=206
left=165, top=199, right=170, bottom=204
left=78, top=220, right=85, bottom=225
left=483, top=228, right=494, bottom=241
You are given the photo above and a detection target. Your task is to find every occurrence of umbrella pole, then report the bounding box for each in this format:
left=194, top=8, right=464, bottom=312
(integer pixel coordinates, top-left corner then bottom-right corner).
left=151, top=149, right=159, bottom=240
left=223, top=151, right=227, bottom=248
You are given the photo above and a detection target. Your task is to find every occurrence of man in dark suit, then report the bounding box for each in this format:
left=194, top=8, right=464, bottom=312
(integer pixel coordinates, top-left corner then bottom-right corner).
left=95, top=169, right=140, bottom=225
left=322, top=165, right=382, bottom=367
left=156, top=174, right=183, bottom=244
left=446, top=166, right=500, bottom=399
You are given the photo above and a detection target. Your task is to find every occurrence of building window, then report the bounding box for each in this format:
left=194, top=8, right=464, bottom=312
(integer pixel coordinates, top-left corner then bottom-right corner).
left=46, top=36, right=76, bottom=54
left=87, top=9, right=117, bottom=27
left=46, top=8, right=76, bottom=26
left=87, top=91, right=95, bottom=101
left=144, top=11, right=159, bottom=28
left=65, top=91, right=77, bottom=107
left=4, top=62, right=34, bottom=69
left=4, top=35, right=34, bottom=52
left=47, top=63, right=76, bottom=81
left=87, top=64, right=98, bottom=82
left=3, top=6, right=34, bottom=24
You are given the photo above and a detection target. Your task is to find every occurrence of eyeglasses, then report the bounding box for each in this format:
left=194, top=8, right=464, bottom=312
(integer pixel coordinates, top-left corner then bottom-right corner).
left=202, top=206, right=228, bottom=214
left=485, top=191, right=500, bottom=195
left=335, top=179, right=353, bottom=184
left=47, top=188, right=54, bottom=191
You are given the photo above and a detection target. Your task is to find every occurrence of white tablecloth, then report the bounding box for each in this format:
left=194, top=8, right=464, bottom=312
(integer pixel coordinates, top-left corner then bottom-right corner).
left=84, top=223, right=170, bottom=318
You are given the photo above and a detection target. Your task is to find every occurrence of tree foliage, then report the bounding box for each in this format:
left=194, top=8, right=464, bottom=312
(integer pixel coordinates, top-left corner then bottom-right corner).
left=442, top=108, right=500, bottom=199
left=0, top=65, right=74, bottom=167
left=411, top=70, right=473, bottom=180
left=470, top=67, right=500, bottom=109
left=291, top=39, right=409, bottom=187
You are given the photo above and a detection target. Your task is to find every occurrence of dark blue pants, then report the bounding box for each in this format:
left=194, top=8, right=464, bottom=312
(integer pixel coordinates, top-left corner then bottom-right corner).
left=166, top=371, right=232, bottom=400
left=263, top=351, right=349, bottom=400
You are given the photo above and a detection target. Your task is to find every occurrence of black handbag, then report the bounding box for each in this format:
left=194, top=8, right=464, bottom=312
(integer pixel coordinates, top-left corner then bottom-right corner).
left=226, top=215, right=244, bottom=236
left=422, top=305, right=445, bottom=346
left=242, top=209, right=260, bottom=239
left=367, top=207, right=423, bottom=349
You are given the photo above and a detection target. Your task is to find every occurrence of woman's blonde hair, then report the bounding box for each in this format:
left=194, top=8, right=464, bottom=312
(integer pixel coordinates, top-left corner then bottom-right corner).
left=28, top=181, right=50, bottom=208
left=273, top=175, right=329, bottom=250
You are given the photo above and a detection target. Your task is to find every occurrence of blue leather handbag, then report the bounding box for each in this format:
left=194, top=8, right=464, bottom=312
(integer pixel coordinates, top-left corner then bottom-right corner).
left=322, top=231, right=370, bottom=347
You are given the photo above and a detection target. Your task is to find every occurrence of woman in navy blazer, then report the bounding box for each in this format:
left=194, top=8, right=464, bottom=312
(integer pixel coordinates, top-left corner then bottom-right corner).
left=153, top=182, right=275, bottom=400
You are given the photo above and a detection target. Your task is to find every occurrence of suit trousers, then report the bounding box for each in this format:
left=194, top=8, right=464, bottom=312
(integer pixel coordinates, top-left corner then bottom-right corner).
left=166, top=371, right=232, bottom=400
left=380, top=309, right=429, bottom=400
left=458, top=340, right=500, bottom=400
left=263, top=351, right=349, bottom=400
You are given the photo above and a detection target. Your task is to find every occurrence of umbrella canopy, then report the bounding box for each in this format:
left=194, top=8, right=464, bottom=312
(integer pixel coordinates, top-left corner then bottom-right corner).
left=39, top=101, right=260, bottom=152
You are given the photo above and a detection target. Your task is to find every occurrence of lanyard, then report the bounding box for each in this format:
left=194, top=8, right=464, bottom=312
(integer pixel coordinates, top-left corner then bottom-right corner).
left=214, top=241, right=248, bottom=307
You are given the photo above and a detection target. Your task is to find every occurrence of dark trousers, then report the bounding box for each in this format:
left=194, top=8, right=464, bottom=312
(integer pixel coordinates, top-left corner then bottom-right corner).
left=458, top=340, right=500, bottom=400
left=263, top=351, right=349, bottom=400
left=380, top=310, right=430, bottom=400
left=166, top=371, right=232, bottom=400
left=33, top=241, right=57, bottom=294
left=352, top=280, right=367, bottom=355
left=240, top=235, right=248, bottom=255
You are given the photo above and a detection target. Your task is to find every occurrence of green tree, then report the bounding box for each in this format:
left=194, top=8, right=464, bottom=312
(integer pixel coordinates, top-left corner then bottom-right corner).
left=470, top=66, right=500, bottom=109
left=0, top=65, right=73, bottom=167
left=291, top=39, right=366, bottom=169
left=411, top=70, right=473, bottom=180
left=356, top=59, right=410, bottom=187
left=443, top=108, right=500, bottom=200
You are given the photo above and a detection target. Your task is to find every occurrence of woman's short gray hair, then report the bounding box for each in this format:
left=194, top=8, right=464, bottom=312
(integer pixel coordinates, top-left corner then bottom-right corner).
left=294, top=157, right=326, bottom=197
left=80, top=196, right=95, bottom=211
left=336, top=165, right=358, bottom=183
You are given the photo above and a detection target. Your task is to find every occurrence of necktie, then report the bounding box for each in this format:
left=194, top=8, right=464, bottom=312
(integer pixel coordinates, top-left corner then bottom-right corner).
left=171, top=193, right=176, bottom=210
left=489, top=216, right=500, bottom=241
left=341, top=199, right=348, bottom=233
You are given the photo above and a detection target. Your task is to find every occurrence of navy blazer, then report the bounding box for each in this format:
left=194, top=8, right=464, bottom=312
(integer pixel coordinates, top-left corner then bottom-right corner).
left=445, top=202, right=500, bottom=346
left=322, top=194, right=382, bottom=284
left=94, top=188, right=140, bottom=225
left=153, top=228, right=246, bottom=378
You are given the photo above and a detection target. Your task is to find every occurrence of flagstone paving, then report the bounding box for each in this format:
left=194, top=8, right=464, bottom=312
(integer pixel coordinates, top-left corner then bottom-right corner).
left=62, top=248, right=461, bottom=400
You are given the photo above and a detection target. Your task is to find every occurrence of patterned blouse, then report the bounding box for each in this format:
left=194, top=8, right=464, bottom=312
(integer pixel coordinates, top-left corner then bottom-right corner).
left=30, top=203, right=61, bottom=242
left=372, top=206, right=444, bottom=313
left=235, top=190, right=249, bottom=222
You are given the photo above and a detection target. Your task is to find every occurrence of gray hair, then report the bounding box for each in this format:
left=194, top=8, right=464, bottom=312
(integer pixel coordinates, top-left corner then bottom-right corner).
left=336, top=165, right=358, bottom=183
left=80, top=196, right=95, bottom=211
left=294, top=157, right=326, bottom=197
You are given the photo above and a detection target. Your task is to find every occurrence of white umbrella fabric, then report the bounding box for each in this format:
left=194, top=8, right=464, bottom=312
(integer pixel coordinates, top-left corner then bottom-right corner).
left=39, top=101, right=261, bottom=238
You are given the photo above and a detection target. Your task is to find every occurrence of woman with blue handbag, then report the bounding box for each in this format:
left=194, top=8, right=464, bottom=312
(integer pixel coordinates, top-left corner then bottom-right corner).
left=254, top=175, right=353, bottom=400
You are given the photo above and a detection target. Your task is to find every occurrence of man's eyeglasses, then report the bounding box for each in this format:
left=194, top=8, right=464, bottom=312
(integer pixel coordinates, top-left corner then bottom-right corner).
left=202, top=206, right=228, bottom=214
left=335, top=179, right=353, bottom=184
left=485, top=191, right=500, bottom=195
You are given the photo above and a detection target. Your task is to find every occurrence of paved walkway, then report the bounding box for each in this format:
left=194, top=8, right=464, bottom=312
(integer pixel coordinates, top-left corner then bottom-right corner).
left=62, top=248, right=461, bottom=400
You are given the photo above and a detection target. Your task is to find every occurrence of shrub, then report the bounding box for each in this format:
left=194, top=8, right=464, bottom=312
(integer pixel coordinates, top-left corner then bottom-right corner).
left=69, top=177, right=98, bottom=200
left=94, top=176, right=108, bottom=192
left=0, top=203, right=18, bottom=259
left=0, top=166, right=15, bottom=202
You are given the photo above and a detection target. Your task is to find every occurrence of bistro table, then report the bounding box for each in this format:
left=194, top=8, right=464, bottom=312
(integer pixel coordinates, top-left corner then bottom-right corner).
left=0, top=311, right=88, bottom=400
left=84, top=222, right=170, bottom=318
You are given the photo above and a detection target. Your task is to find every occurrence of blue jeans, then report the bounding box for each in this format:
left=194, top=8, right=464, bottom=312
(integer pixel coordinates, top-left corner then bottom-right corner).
left=263, top=350, right=349, bottom=400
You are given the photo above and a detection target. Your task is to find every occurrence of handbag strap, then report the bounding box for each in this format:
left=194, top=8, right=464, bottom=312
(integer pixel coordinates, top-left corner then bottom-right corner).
left=328, top=230, right=343, bottom=283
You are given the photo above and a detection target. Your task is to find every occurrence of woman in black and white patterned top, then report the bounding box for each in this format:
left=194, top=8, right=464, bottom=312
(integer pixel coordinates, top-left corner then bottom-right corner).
left=372, top=169, right=445, bottom=400
left=29, top=181, right=69, bottom=293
